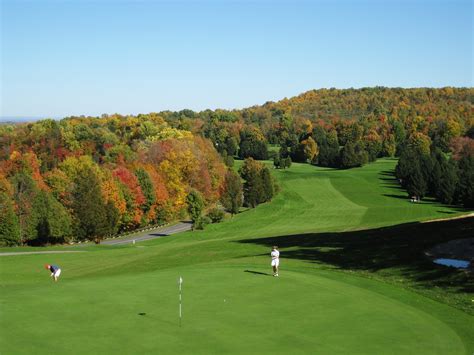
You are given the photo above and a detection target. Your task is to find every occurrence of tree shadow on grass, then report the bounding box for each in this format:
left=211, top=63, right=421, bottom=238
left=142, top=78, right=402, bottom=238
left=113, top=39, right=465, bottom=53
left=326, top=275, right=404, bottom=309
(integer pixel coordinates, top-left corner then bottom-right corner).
left=383, top=193, right=409, bottom=200
left=237, top=218, right=474, bottom=293
left=379, top=169, right=396, bottom=177
left=378, top=169, right=406, bottom=193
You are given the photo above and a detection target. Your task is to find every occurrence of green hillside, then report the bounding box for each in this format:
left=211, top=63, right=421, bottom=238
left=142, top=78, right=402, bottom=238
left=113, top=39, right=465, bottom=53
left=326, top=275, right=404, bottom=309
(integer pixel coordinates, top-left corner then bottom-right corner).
left=1, top=159, right=473, bottom=354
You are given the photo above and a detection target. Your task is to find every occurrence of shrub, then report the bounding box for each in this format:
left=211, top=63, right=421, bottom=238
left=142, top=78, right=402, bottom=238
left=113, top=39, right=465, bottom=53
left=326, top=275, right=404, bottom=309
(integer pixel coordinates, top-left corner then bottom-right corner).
left=195, top=215, right=212, bottom=230
left=207, top=208, right=225, bottom=223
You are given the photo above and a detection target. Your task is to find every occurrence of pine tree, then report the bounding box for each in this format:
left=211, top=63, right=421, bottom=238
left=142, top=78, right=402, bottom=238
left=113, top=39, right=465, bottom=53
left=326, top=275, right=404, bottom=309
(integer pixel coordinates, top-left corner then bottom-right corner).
left=457, top=155, right=474, bottom=208
left=239, top=158, right=262, bottom=208
left=105, top=201, right=120, bottom=236
left=12, top=173, right=39, bottom=245
left=220, top=170, right=243, bottom=215
left=71, top=167, right=109, bottom=242
left=406, top=159, right=427, bottom=200
left=135, top=168, right=155, bottom=214
left=436, top=159, right=458, bottom=205
left=186, top=190, right=204, bottom=230
left=32, top=190, right=72, bottom=245
left=260, top=167, right=275, bottom=203
left=273, top=154, right=281, bottom=169
left=0, top=192, right=20, bottom=246
left=340, top=141, right=359, bottom=168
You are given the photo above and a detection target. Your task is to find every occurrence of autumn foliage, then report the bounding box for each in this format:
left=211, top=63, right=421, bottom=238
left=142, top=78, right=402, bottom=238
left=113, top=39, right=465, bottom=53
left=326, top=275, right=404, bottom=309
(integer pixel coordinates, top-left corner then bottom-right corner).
left=0, top=116, right=226, bottom=245
left=1, top=87, right=472, bottom=245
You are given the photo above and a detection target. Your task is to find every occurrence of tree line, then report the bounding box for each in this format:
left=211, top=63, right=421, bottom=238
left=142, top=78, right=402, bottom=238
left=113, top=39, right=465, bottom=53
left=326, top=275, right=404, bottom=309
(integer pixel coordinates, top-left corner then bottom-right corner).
left=395, top=137, right=473, bottom=207
left=186, top=87, right=472, bottom=171
left=1, top=87, right=472, bottom=244
left=0, top=116, right=279, bottom=246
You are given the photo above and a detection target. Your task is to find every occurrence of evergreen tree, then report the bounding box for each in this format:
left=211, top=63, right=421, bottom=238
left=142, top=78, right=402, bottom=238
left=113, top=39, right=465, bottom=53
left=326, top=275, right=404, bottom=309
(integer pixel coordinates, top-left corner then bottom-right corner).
left=273, top=154, right=281, bottom=169
left=225, top=136, right=239, bottom=157
left=292, top=136, right=319, bottom=163
left=32, top=190, right=72, bottom=245
left=11, top=173, right=39, bottom=245
left=419, top=153, right=434, bottom=192
left=238, top=128, right=268, bottom=160
left=0, top=192, right=20, bottom=246
left=395, top=148, right=417, bottom=188
left=406, top=159, right=427, bottom=200
left=457, top=155, right=474, bottom=208
left=186, top=190, right=205, bottom=230
left=71, top=167, right=109, bottom=242
left=340, top=141, right=359, bottom=168
left=105, top=201, right=120, bottom=236
left=355, top=141, right=369, bottom=166
left=224, top=155, right=234, bottom=167
left=239, top=158, right=277, bottom=207
left=436, top=159, right=458, bottom=205
left=239, top=158, right=263, bottom=208
left=260, top=167, right=275, bottom=203
left=220, top=170, right=243, bottom=215
left=429, top=150, right=443, bottom=195
left=135, top=168, right=155, bottom=214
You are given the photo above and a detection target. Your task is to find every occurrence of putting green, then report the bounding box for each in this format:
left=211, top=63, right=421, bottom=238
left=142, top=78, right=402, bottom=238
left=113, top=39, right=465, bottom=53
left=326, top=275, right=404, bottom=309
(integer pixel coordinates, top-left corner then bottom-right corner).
left=0, top=264, right=467, bottom=354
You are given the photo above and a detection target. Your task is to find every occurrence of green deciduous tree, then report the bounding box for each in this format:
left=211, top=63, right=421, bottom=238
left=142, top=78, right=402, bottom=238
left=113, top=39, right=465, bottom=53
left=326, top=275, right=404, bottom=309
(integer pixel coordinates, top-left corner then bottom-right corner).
left=293, top=136, right=318, bottom=163
left=238, top=127, right=268, bottom=160
left=340, top=141, right=368, bottom=169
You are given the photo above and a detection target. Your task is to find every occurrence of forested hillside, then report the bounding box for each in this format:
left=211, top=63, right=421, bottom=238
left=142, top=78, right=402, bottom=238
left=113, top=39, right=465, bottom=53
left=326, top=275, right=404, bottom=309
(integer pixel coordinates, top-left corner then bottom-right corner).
left=1, top=87, right=472, bottom=246
left=0, top=116, right=227, bottom=245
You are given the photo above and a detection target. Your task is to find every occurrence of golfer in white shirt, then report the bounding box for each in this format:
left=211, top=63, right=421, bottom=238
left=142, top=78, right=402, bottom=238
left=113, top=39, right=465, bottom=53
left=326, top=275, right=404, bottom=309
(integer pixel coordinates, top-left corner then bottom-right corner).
left=271, top=246, right=280, bottom=277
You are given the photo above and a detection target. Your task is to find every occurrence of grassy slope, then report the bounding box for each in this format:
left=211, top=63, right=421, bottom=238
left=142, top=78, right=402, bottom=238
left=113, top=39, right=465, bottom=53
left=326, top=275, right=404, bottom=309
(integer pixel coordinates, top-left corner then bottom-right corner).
left=1, top=159, right=473, bottom=354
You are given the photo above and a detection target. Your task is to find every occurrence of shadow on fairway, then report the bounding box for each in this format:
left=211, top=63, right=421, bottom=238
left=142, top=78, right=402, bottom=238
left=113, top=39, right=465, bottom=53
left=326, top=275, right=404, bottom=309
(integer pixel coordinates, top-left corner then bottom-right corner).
left=383, top=193, right=410, bottom=200
left=379, top=170, right=469, bottom=212
left=237, top=217, right=474, bottom=295
left=244, top=270, right=272, bottom=276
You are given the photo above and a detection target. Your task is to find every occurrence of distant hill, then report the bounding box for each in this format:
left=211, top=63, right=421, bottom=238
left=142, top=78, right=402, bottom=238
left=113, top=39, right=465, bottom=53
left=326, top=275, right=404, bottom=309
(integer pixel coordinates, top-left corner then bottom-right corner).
left=0, top=116, right=53, bottom=123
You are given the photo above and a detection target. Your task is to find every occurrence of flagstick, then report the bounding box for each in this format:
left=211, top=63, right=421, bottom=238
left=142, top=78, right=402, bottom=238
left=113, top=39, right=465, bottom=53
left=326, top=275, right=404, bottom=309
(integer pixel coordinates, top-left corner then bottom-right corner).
left=179, top=276, right=183, bottom=327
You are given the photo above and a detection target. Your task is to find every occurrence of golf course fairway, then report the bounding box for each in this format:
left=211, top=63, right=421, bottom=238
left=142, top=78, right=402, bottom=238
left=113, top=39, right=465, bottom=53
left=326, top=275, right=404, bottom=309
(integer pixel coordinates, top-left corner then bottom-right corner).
left=1, top=159, right=473, bottom=354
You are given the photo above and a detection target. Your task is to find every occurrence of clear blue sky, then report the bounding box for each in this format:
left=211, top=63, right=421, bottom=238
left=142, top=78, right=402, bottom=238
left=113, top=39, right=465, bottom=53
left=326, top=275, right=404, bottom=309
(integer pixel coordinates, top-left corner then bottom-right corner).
left=1, top=0, right=472, bottom=118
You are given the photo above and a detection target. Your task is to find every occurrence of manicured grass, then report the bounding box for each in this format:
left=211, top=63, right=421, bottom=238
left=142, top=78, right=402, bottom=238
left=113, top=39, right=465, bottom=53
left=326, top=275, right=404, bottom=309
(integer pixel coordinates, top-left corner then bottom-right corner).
left=1, top=159, right=473, bottom=354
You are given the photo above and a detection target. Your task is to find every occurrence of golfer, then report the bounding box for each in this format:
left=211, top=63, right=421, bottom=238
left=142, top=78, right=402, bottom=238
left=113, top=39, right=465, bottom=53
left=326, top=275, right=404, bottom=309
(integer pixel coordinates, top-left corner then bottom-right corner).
left=271, top=246, right=280, bottom=277
left=45, top=264, right=61, bottom=282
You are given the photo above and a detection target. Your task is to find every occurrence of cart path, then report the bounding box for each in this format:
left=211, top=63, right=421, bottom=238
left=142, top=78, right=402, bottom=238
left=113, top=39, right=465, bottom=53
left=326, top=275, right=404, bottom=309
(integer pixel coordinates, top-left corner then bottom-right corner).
left=0, top=250, right=85, bottom=256
left=101, top=221, right=192, bottom=245
left=0, top=221, right=193, bottom=255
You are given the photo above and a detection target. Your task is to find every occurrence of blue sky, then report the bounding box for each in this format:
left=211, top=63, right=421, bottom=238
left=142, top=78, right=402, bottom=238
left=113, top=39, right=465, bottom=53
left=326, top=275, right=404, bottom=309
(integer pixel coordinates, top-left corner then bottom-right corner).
left=1, top=0, right=472, bottom=118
